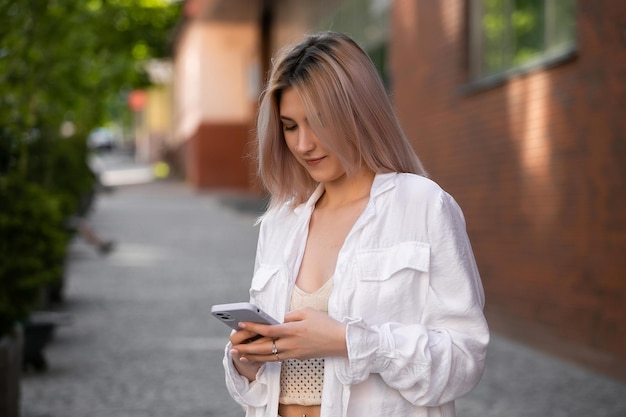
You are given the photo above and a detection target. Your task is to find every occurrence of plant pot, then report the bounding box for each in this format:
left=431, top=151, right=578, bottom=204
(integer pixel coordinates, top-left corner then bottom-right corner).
left=0, top=328, right=22, bottom=417
left=22, top=320, right=55, bottom=372
left=45, top=278, right=65, bottom=305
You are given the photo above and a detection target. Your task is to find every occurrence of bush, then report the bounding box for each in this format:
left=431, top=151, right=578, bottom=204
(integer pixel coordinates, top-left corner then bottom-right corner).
left=0, top=126, right=93, bottom=338
left=25, top=132, right=95, bottom=219
left=0, top=175, right=67, bottom=338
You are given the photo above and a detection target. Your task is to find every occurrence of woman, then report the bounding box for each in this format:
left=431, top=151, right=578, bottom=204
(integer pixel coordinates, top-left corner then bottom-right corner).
left=223, top=31, right=489, bottom=417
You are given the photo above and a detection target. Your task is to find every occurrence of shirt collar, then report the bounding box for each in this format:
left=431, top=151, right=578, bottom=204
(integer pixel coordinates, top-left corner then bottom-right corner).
left=370, top=172, right=397, bottom=198
left=293, top=172, right=397, bottom=216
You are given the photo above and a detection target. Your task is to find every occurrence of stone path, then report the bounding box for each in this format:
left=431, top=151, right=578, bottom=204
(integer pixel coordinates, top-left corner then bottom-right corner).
left=20, top=168, right=626, bottom=416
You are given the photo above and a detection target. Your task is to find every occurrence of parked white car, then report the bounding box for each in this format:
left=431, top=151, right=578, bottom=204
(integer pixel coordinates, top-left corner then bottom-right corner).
left=87, top=127, right=116, bottom=151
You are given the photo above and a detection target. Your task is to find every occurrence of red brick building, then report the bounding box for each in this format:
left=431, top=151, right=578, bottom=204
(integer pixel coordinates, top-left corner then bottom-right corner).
left=171, top=0, right=626, bottom=380
left=170, top=0, right=263, bottom=190
left=391, top=0, right=626, bottom=380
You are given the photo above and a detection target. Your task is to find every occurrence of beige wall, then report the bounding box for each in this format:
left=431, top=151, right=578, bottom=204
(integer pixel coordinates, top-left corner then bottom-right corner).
left=174, top=21, right=260, bottom=143
left=135, top=85, right=174, bottom=164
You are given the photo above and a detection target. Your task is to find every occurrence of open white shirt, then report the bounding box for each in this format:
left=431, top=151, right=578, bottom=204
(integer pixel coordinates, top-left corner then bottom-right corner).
left=223, top=172, right=489, bottom=417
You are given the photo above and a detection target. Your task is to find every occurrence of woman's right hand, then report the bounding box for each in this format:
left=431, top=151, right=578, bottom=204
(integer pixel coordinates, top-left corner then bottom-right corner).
left=229, top=326, right=270, bottom=381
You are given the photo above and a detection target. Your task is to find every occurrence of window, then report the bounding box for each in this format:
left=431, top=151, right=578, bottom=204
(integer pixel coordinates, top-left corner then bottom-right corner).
left=469, top=0, right=576, bottom=80
left=319, top=0, right=390, bottom=86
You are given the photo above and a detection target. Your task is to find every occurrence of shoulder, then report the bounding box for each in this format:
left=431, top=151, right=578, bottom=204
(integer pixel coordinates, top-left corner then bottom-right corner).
left=379, top=173, right=465, bottom=222
left=394, top=172, right=440, bottom=192
left=388, top=173, right=446, bottom=204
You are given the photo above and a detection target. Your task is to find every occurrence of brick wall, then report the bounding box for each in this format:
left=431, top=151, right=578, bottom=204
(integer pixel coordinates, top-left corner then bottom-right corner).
left=391, top=0, right=626, bottom=379
left=184, top=122, right=259, bottom=190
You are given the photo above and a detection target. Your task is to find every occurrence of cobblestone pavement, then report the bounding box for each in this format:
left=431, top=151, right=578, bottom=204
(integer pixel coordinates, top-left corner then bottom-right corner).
left=21, top=180, right=256, bottom=417
left=20, top=166, right=626, bottom=417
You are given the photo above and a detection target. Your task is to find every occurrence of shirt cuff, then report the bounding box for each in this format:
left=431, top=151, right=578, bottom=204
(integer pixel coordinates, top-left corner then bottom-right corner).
left=224, top=344, right=270, bottom=407
left=335, top=318, right=393, bottom=384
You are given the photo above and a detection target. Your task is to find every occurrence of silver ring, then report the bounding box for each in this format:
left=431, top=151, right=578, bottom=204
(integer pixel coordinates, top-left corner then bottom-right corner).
left=272, top=340, right=280, bottom=361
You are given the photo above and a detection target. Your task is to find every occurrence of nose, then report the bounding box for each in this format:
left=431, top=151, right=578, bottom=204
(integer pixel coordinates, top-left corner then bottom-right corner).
left=296, top=126, right=316, bottom=153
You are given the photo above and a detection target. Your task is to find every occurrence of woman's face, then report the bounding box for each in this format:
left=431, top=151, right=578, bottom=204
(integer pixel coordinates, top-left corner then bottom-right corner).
left=279, top=88, right=346, bottom=184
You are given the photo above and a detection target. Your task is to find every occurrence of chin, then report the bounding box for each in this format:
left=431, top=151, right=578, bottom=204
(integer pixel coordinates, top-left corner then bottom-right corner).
left=312, top=173, right=346, bottom=185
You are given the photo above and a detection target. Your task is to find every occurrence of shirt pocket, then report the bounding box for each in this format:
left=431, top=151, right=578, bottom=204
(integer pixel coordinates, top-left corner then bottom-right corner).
left=353, top=242, right=430, bottom=320
left=357, top=241, right=430, bottom=281
left=249, top=264, right=281, bottom=312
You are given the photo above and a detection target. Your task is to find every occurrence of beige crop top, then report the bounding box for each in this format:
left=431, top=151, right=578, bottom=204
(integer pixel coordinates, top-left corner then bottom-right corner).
left=279, top=277, right=334, bottom=406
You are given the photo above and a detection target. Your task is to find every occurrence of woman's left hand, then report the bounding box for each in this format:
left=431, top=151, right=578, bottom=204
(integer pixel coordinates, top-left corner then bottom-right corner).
left=231, top=308, right=347, bottom=362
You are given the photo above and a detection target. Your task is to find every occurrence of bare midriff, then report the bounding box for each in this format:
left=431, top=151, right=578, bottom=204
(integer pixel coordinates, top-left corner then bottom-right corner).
left=278, top=403, right=321, bottom=417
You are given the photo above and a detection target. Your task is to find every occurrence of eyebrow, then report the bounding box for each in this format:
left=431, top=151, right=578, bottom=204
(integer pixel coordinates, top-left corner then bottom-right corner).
left=280, top=116, right=296, bottom=123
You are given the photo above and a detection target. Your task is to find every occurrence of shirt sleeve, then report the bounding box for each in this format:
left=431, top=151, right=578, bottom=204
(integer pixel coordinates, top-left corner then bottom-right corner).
left=222, top=216, right=274, bottom=408
left=223, top=342, right=274, bottom=408
left=336, top=190, right=489, bottom=406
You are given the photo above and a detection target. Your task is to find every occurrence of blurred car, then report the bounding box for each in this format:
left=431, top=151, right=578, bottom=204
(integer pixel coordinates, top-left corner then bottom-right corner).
left=87, top=127, right=116, bottom=151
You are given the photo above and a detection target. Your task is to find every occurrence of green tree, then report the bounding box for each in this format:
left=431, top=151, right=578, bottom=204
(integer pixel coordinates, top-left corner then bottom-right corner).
left=0, top=0, right=182, bottom=337
left=0, top=0, right=181, bottom=139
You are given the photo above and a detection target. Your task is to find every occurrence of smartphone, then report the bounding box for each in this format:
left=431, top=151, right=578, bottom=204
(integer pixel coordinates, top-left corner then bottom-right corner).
left=211, top=302, right=280, bottom=331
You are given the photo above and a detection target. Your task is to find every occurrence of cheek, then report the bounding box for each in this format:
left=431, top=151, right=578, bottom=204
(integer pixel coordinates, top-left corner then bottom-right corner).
left=283, top=133, right=297, bottom=153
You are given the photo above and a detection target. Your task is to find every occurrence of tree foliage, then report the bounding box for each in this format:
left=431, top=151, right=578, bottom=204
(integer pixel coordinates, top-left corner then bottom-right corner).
left=481, top=0, right=575, bottom=76
left=0, top=0, right=182, bottom=338
left=0, top=0, right=181, bottom=140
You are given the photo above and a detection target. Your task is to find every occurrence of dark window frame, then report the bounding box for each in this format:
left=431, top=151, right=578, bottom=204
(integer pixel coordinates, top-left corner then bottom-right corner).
left=462, top=0, right=577, bottom=94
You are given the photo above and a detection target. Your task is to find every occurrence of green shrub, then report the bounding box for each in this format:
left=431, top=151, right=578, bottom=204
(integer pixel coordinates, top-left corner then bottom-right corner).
left=0, top=122, right=98, bottom=337
left=0, top=175, right=67, bottom=338
left=25, top=132, right=95, bottom=219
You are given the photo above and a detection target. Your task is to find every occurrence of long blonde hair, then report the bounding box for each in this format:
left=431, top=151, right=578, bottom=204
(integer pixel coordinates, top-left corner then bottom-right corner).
left=257, top=31, right=426, bottom=208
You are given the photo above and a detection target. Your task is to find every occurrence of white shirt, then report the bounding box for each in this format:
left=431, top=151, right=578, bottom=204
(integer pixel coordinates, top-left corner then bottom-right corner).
left=223, top=172, right=489, bottom=417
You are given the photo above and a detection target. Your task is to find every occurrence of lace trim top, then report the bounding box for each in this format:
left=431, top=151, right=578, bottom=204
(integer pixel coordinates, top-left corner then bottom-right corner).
left=279, top=277, right=333, bottom=406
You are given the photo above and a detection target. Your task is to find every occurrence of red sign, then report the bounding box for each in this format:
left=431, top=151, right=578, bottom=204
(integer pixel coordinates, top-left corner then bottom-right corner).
left=128, top=90, right=147, bottom=111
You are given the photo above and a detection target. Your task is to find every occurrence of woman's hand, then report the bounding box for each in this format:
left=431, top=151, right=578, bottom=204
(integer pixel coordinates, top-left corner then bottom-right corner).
left=231, top=308, right=347, bottom=367
left=229, top=327, right=272, bottom=381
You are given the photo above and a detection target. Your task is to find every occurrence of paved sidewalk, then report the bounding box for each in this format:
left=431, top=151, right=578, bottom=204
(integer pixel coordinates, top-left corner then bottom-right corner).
left=20, top=177, right=626, bottom=417
left=21, top=180, right=257, bottom=417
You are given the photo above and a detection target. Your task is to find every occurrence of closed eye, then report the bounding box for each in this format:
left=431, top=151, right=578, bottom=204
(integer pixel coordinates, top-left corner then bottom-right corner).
left=280, top=116, right=297, bottom=132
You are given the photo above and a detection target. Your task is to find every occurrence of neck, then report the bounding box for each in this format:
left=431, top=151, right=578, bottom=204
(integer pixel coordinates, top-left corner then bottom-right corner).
left=318, top=168, right=375, bottom=209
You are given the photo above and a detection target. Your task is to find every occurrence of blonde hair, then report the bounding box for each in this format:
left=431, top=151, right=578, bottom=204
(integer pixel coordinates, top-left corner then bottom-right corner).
left=257, top=31, right=426, bottom=208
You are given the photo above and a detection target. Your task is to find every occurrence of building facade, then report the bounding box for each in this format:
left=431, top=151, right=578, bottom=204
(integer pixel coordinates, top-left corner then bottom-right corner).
left=170, top=0, right=263, bottom=189
left=169, top=0, right=626, bottom=380
left=391, top=0, right=626, bottom=380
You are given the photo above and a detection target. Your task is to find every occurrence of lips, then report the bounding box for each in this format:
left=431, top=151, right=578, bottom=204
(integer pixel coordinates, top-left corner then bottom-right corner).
left=304, top=156, right=325, bottom=166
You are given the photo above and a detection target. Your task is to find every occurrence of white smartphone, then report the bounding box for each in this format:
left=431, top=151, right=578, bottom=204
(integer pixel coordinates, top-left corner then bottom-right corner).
left=211, top=302, right=280, bottom=331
